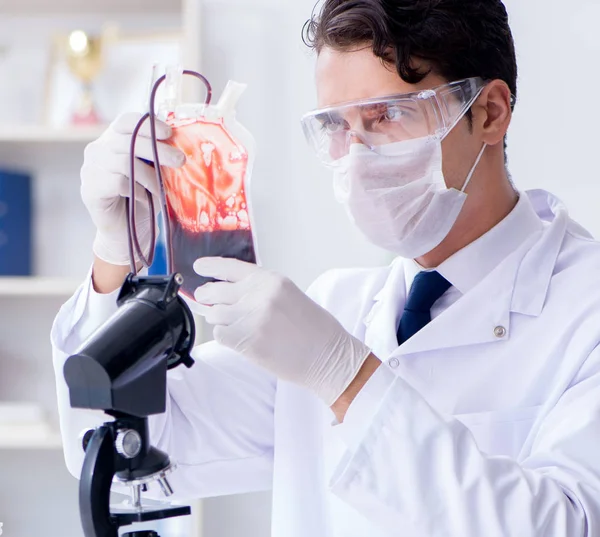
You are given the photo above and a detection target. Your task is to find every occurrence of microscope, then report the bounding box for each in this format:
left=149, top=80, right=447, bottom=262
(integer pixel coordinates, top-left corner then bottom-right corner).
left=61, top=66, right=223, bottom=537
left=63, top=272, right=196, bottom=537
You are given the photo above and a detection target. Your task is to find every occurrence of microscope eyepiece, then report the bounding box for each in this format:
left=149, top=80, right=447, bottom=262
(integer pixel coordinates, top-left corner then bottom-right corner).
left=64, top=273, right=195, bottom=417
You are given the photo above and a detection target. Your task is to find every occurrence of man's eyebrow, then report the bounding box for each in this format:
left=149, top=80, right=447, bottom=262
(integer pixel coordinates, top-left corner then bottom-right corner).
left=315, top=111, right=345, bottom=123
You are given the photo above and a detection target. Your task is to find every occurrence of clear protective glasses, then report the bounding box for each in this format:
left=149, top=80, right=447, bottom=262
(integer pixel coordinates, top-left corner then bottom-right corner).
left=301, top=77, right=487, bottom=167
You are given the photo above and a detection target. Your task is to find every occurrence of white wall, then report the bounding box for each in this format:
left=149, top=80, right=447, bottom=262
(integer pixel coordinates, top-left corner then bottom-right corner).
left=503, top=0, right=600, bottom=236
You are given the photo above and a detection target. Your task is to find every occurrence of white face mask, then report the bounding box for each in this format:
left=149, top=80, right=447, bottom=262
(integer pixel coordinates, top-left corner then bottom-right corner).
left=333, top=136, right=487, bottom=259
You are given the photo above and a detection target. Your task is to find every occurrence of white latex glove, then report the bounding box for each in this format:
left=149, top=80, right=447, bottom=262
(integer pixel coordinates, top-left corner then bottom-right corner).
left=81, top=112, right=186, bottom=265
left=193, top=257, right=372, bottom=405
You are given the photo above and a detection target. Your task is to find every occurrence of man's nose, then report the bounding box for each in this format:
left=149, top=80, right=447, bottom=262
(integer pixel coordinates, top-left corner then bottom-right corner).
left=347, top=130, right=368, bottom=147
left=344, top=111, right=367, bottom=145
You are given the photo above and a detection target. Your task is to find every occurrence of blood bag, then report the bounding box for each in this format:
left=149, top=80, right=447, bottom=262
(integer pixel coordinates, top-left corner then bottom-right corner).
left=132, top=67, right=259, bottom=302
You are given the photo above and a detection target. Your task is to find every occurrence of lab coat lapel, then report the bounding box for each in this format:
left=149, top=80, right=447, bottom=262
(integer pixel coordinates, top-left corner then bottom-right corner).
left=393, top=256, right=520, bottom=357
left=391, top=245, right=529, bottom=357
left=363, top=258, right=408, bottom=359
left=361, top=251, right=520, bottom=361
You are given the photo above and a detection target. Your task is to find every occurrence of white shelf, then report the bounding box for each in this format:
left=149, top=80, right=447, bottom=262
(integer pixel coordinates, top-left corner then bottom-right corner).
left=0, top=433, right=63, bottom=450
left=0, top=412, right=63, bottom=450
left=0, top=277, right=81, bottom=297
left=0, top=124, right=107, bottom=144
left=0, top=0, right=181, bottom=14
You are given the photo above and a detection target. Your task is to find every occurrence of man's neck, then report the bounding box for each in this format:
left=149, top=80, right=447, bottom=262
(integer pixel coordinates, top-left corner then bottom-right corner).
left=416, top=169, right=518, bottom=270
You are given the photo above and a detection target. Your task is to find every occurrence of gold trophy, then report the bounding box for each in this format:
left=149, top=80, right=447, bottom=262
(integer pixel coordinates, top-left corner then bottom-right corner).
left=64, top=29, right=106, bottom=125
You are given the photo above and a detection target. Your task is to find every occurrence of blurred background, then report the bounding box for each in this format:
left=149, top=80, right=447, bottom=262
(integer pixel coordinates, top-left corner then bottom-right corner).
left=0, top=0, right=597, bottom=536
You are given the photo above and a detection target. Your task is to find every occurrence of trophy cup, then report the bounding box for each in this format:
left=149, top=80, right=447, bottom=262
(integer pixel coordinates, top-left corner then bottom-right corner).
left=65, top=29, right=105, bottom=125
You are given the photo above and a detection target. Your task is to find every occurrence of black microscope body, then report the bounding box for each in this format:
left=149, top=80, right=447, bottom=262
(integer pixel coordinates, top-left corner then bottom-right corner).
left=64, top=273, right=196, bottom=537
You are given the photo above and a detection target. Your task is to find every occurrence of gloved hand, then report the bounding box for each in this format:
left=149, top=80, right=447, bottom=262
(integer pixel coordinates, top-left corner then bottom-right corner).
left=193, top=258, right=372, bottom=406
left=81, top=113, right=186, bottom=266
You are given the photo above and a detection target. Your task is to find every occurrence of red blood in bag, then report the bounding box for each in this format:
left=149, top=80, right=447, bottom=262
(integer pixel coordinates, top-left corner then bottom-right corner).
left=161, top=115, right=256, bottom=297
left=162, top=116, right=252, bottom=233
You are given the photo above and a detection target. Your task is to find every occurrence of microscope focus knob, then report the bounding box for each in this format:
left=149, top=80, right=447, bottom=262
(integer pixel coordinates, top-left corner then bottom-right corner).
left=115, top=429, right=142, bottom=459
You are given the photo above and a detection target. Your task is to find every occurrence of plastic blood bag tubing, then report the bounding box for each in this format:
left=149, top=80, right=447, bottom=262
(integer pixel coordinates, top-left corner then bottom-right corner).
left=158, top=75, right=258, bottom=301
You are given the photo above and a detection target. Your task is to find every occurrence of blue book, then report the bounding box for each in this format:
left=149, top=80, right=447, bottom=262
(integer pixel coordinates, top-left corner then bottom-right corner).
left=148, top=215, right=167, bottom=276
left=0, top=170, right=32, bottom=276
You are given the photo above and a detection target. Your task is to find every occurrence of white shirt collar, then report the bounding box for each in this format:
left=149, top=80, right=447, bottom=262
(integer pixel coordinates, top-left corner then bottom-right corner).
left=404, top=192, right=544, bottom=295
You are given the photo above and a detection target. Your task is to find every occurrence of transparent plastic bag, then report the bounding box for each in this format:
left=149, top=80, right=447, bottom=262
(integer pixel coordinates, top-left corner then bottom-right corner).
left=129, top=66, right=259, bottom=302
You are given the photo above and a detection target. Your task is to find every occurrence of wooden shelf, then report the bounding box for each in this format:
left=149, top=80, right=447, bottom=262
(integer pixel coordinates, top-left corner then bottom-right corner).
left=0, top=277, right=80, bottom=297
left=0, top=0, right=181, bottom=14
left=0, top=124, right=107, bottom=144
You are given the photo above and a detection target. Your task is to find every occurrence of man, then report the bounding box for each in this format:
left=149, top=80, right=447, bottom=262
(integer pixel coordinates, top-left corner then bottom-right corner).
left=51, top=0, right=600, bottom=536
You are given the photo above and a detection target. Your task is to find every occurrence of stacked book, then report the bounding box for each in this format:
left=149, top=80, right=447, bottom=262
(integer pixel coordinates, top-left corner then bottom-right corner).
left=0, top=169, right=31, bottom=276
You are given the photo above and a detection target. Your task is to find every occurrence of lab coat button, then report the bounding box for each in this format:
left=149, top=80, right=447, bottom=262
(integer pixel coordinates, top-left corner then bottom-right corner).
left=388, top=357, right=400, bottom=369
left=494, top=326, right=507, bottom=338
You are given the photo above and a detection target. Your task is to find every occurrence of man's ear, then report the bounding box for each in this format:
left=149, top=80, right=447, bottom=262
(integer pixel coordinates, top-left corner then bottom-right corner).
left=472, top=80, right=512, bottom=147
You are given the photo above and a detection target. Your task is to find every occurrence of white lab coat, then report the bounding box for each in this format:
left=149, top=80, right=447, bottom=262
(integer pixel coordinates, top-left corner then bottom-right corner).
left=51, top=189, right=600, bottom=537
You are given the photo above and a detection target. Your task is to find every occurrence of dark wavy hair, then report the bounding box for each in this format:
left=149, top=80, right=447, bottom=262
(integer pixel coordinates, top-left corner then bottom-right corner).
left=303, top=0, right=518, bottom=109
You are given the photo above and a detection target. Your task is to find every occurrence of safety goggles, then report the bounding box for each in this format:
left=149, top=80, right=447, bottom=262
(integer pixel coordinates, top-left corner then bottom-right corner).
left=301, top=77, right=486, bottom=167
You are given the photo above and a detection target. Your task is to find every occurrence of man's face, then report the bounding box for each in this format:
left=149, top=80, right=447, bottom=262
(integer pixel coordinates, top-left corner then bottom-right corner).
left=315, top=46, right=484, bottom=191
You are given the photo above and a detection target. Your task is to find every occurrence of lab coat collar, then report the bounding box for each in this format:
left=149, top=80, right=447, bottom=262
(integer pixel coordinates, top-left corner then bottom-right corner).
left=363, top=189, right=570, bottom=358
left=510, top=189, right=590, bottom=316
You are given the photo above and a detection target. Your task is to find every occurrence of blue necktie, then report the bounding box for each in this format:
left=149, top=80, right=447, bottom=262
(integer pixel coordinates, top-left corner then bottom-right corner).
left=397, top=271, right=452, bottom=345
